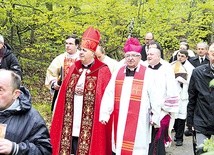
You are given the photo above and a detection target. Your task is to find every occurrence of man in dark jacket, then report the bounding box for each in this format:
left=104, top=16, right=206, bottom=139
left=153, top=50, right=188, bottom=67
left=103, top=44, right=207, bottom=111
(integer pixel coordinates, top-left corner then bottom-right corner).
left=185, top=42, right=209, bottom=137
left=0, top=34, right=22, bottom=78
left=189, top=42, right=209, bottom=68
left=187, top=43, right=214, bottom=155
left=140, top=32, right=164, bottom=61
left=0, top=69, right=52, bottom=155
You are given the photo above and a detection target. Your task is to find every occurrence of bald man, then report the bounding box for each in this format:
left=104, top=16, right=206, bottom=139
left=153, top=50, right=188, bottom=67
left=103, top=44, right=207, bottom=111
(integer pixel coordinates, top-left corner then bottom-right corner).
left=140, top=32, right=164, bottom=61
left=0, top=69, right=52, bottom=154
left=146, top=48, right=179, bottom=154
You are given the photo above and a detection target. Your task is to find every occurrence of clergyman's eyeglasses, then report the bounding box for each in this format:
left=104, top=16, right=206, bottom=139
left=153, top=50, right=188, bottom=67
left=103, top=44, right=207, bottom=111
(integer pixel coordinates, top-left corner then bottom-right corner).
left=125, top=54, right=141, bottom=58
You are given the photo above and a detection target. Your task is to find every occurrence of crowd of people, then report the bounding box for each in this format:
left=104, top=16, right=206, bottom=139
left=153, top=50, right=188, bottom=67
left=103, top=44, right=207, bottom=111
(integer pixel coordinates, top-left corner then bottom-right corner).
left=0, top=27, right=214, bottom=155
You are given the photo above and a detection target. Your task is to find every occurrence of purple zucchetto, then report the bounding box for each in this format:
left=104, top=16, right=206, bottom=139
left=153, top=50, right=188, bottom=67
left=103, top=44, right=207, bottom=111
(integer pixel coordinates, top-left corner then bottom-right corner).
left=123, top=37, right=142, bottom=53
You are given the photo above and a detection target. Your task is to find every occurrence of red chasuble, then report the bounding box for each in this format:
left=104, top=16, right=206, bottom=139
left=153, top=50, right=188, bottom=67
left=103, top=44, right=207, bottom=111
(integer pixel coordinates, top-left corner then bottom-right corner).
left=50, top=59, right=112, bottom=155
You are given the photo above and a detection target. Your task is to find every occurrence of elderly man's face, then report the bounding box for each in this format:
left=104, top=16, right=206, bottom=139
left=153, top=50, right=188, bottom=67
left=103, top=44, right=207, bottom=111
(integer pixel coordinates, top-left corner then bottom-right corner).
left=0, top=72, right=20, bottom=111
left=197, top=44, right=208, bottom=57
left=125, top=52, right=141, bottom=69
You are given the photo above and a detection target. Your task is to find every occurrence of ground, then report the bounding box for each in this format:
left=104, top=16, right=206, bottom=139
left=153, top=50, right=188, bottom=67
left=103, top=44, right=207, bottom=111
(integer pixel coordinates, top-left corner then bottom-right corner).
left=166, top=133, right=194, bottom=155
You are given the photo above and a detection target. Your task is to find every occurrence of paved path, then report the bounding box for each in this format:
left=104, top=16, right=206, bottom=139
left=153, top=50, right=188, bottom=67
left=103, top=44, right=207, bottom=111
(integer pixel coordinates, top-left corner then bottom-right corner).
left=72, top=133, right=194, bottom=155
left=166, top=133, right=194, bottom=155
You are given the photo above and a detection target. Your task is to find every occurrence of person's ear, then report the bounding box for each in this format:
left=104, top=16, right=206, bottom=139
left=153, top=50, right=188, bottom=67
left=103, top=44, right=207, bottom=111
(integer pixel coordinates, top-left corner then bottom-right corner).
left=13, top=89, right=21, bottom=100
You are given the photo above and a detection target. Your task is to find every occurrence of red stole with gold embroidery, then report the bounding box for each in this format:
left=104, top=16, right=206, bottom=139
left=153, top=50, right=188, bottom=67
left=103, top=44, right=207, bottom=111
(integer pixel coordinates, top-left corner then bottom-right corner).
left=114, top=65, right=146, bottom=154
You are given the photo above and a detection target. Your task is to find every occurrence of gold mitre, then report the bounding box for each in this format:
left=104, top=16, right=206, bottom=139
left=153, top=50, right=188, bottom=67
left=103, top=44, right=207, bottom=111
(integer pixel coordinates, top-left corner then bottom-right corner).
left=171, top=61, right=187, bottom=80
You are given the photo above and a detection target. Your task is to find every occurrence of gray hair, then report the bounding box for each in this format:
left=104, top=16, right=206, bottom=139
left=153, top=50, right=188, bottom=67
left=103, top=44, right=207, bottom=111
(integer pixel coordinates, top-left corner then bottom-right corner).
left=209, top=43, right=214, bottom=53
left=197, top=42, right=209, bottom=50
left=0, top=34, right=4, bottom=43
left=0, top=69, right=21, bottom=90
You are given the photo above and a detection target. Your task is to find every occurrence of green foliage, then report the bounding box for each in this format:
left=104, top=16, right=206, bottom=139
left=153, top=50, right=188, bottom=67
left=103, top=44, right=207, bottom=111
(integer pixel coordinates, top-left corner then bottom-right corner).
left=203, top=136, right=214, bottom=153
left=33, top=102, right=52, bottom=127
left=0, top=0, right=214, bottom=117
left=202, top=151, right=214, bottom=155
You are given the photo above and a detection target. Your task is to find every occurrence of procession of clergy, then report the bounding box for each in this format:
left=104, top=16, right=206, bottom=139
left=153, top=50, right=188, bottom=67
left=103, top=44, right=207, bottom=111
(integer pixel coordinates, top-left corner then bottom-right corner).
left=46, top=26, right=214, bottom=155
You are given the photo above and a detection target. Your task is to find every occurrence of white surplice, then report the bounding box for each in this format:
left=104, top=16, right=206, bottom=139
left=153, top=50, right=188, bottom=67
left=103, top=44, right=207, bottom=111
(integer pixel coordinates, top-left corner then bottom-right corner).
left=100, top=63, right=163, bottom=155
